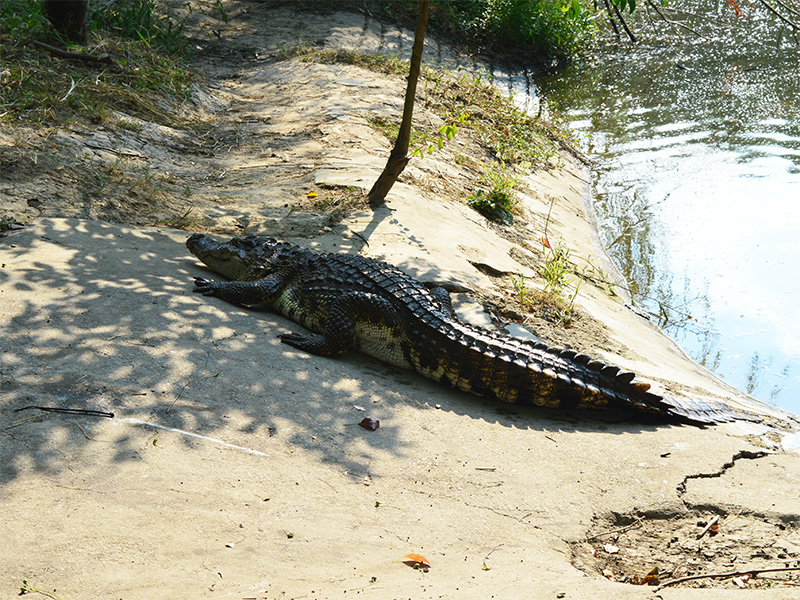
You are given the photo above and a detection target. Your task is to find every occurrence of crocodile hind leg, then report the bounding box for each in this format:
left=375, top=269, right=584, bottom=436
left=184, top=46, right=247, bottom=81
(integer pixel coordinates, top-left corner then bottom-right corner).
left=428, top=286, right=458, bottom=319
left=279, top=292, right=403, bottom=359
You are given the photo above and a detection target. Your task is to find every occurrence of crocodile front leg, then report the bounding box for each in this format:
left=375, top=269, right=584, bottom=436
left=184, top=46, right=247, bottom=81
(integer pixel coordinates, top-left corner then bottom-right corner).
left=192, top=275, right=286, bottom=306
left=279, top=292, right=403, bottom=359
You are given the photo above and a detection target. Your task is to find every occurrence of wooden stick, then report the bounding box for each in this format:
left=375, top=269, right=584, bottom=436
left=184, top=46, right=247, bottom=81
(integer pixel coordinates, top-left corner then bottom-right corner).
left=31, top=40, right=114, bottom=65
left=658, top=566, right=800, bottom=589
left=587, top=518, right=643, bottom=542
left=697, top=514, right=719, bottom=539
left=759, top=0, right=800, bottom=30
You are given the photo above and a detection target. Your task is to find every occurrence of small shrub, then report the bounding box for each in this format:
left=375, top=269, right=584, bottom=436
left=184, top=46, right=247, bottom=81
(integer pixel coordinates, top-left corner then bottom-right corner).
left=467, top=164, right=518, bottom=223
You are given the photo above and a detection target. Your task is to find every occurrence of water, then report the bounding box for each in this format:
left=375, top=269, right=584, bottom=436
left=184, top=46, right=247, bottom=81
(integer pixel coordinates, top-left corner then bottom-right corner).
left=535, top=2, right=800, bottom=413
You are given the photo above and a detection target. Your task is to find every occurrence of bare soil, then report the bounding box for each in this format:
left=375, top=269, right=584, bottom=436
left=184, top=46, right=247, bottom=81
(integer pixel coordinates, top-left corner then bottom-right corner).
left=2, top=2, right=799, bottom=597
left=574, top=510, right=800, bottom=589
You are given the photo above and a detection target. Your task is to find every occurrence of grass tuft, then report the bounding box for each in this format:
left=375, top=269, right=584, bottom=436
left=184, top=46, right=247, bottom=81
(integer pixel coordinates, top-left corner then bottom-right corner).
left=0, top=0, right=196, bottom=126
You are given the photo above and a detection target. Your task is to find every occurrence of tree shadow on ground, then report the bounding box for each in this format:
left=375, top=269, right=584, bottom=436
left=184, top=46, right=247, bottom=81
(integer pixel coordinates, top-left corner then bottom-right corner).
left=0, top=218, right=670, bottom=489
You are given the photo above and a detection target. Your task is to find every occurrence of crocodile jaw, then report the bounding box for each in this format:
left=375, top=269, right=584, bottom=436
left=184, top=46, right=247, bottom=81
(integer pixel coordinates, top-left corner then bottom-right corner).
left=186, top=233, right=254, bottom=280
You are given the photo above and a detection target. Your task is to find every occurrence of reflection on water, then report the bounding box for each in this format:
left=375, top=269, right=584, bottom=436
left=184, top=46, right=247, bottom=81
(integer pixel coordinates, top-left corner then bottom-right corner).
left=535, top=1, right=800, bottom=412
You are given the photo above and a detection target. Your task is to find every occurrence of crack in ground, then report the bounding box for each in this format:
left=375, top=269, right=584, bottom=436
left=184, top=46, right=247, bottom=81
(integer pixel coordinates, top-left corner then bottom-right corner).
left=676, top=449, right=771, bottom=496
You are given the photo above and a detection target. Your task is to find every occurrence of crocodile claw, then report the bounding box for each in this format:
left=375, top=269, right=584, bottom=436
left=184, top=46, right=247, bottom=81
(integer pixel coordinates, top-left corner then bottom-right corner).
left=192, top=277, right=219, bottom=297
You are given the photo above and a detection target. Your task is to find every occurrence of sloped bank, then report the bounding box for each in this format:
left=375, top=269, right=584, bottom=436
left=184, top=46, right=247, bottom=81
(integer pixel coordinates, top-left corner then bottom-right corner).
left=1, top=2, right=800, bottom=598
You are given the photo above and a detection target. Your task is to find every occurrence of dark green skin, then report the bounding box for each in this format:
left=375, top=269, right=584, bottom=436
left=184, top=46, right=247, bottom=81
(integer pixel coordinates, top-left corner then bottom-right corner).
left=186, top=233, right=753, bottom=425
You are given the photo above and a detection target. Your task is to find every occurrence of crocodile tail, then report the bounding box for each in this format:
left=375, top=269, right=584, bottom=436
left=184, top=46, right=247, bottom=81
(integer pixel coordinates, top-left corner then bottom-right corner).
left=528, top=347, right=759, bottom=424
left=656, top=394, right=760, bottom=425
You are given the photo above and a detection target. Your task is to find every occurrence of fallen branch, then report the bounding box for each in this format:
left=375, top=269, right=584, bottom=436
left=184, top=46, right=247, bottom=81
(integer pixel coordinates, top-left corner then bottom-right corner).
left=612, top=2, right=638, bottom=42
left=646, top=0, right=709, bottom=39
left=775, top=0, right=800, bottom=19
left=759, top=0, right=800, bottom=30
left=657, top=566, right=800, bottom=589
left=14, top=405, right=115, bottom=418
left=31, top=40, right=114, bottom=65
left=602, top=0, right=622, bottom=39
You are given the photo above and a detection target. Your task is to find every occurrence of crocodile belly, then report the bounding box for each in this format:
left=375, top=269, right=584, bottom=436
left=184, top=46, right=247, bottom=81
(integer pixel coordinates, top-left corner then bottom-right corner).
left=353, top=322, right=414, bottom=369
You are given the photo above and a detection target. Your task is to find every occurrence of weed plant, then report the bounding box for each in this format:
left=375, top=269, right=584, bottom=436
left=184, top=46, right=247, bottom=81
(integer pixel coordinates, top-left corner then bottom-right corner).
left=537, top=239, right=581, bottom=324
left=467, top=164, right=519, bottom=223
left=0, top=0, right=201, bottom=125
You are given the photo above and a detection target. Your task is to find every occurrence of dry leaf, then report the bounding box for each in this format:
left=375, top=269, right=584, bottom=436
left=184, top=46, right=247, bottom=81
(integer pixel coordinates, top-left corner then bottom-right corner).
left=603, top=544, right=619, bottom=554
left=733, top=574, right=751, bottom=588
left=359, top=417, right=380, bottom=431
left=402, top=553, right=431, bottom=568
left=642, top=567, right=660, bottom=586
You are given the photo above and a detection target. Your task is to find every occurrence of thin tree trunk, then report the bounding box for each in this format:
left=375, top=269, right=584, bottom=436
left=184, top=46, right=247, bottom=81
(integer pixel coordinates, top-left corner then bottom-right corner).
left=367, top=0, right=429, bottom=208
left=42, top=0, right=89, bottom=45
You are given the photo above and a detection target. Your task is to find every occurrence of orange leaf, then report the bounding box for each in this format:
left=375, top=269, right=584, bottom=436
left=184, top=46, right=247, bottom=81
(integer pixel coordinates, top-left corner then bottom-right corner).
left=402, top=553, right=431, bottom=568
left=642, top=567, right=660, bottom=586
left=726, top=0, right=743, bottom=17
left=540, top=236, right=551, bottom=249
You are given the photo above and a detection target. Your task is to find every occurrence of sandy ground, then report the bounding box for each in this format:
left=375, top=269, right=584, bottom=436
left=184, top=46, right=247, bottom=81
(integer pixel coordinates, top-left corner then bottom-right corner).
left=2, top=3, right=800, bottom=598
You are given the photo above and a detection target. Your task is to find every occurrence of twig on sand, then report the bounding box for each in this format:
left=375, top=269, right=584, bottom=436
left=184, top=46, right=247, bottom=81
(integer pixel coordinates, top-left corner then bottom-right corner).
left=657, top=566, right=800, bottom=590
left=482, top=544, right=503, bottom=570
left=586, top=518, right=643, bottom=542
left=697, top=514, right=719, bottom=539
left=13, top=405, right=115, bottom=419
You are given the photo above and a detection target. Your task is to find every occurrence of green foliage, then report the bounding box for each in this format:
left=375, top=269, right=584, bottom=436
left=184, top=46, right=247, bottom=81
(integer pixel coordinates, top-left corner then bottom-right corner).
left=536, top=239, right=582, bottom=324
left=423, top=68, right=561, bottom=166
left=387, top=0, right=597, bottom=61
left=92, top=0, right=190, bottom=56
left=539, top=240, right=573, bottom=296
left=612, top=0, right=637, bottom=14
left=509, top=273, right=533, bottom=310
left=293, top=46, right=564, bottom=169
left=467, top=164, right=519, bottom=223
left=0, top=0, right=49, bottom=36
left=411, top=122, right=459, bottom=158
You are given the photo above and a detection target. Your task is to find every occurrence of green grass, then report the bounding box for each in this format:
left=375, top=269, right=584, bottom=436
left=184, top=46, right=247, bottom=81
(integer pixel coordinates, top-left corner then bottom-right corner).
left=288, top=44, right=566, bottom=170
left=0, top=0, right=199, bottom=125
left=467, top=163, right=519, bottom=223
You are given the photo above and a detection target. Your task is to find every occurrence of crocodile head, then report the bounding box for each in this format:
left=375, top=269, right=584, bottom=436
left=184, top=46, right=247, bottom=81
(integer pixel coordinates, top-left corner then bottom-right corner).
left=186, top=233, right=283, bottom=281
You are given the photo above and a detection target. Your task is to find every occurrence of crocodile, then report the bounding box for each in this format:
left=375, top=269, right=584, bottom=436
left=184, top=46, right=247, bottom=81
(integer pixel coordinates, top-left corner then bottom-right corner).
left=186, top=233, right=755, bottom=425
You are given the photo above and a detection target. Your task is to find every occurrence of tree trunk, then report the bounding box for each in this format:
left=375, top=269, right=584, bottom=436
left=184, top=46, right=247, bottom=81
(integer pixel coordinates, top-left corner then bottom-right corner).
left=42, top=0, right=89, bottom=45
left=367, top=0, right=429, bottom=208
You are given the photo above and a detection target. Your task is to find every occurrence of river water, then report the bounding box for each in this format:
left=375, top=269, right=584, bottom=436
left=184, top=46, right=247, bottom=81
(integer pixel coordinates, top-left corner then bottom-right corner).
left=533, top=2, right=800, bottom=413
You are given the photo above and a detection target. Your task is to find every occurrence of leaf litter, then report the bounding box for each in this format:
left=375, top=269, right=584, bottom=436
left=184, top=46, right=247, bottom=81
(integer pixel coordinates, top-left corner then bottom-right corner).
left=572, top=511, right=800, bottom=588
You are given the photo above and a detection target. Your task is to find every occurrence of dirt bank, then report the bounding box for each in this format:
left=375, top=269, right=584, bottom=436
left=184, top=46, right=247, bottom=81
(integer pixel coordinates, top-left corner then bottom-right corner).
left=2, top=3, right=799, bottom=598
